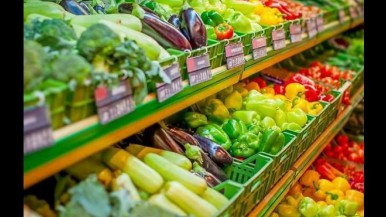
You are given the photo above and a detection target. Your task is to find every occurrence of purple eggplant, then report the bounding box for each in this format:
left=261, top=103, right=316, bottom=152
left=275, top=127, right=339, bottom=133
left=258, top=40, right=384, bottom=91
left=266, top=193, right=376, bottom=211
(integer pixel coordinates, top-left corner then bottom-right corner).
left=119, top=3, right=192, bottom=50
left=152, top=128, right=184, bottom=154
left=192, top=162, right=221, bottom=187
left=168, top=15, right=181, bottom=29
left=179, top=1, right=207, bottom=49
left=167, top=127, right=200, bottom=147
left=193, top=134, right=233, bottom=165
left=60, top=0, right=89, bottom=15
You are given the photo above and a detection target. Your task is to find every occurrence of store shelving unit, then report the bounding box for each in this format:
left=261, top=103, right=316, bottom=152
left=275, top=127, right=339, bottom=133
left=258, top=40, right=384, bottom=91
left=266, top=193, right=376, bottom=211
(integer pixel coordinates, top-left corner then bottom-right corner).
left=24, top=17, right=364, bottom=189
left=248, top=84, right=364, bottom=217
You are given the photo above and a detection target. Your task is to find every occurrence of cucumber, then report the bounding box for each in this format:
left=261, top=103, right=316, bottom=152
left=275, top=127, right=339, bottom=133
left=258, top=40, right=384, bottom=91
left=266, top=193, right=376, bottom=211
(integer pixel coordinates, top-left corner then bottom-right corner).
left=98, top=20, right=161, bottom=60
left=70, top=14, right=142, bottom=32
left=24, top=1, right=67, bottom=20
left=111, top=173, right=140, bottom=201
left=102, top=147, right=164, bottom=194
left=164, top=181, right=217, bottom=217
left=144, top=153, right=207, bottom=195
left=148, top=193, right=187, bottom=216
left=201, top=187, right=229, bottom=209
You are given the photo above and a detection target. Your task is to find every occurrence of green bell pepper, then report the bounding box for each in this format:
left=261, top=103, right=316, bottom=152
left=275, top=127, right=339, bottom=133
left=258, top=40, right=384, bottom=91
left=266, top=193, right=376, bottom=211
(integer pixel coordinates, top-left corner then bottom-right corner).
left=184, top=111, right=208, bottom=128
left=223, top=0, right=258, bottom=14
left=275, top=109, right=287, bottom=129
left=228, top=12, right=254, bottom=33
left=230, top=132, right=261, bottom=158
left=153, top=0, right=182, bottom=8
left=335, top=200, right=359, bottom=216
left=206, top=25, right=217, bottom=40
left=222, top=118, right=247, bottom=140
left=247, top=121, right=264, bottom=135
left=244, top=89, right=264, bottom=102
left=245, top=99, right=278, bottom=119
left=224, top=91, right=243, bottom=111
left=222, top=8, right=236, bottom=20
left=184, top=143, right=203, bottom=164
left=269, top=132, right=285, bottom=154
left=204, top=99, right=230, bottom=123
left=196, top=123, right=232, bottom=150
left=232, top=110, right=260, bottom=125
left=299, top=197, right=319, bottom=217
left=201, top=10, right=224, bottom=27
left=317, top=204, right=336, bottom=217
left=281, top=122, right=302, bottom=132
left=259, top=127, right=280, bottom=153
left=287, top=108, right=308, bottom=127
left=261, top=116, right=277, bottom=129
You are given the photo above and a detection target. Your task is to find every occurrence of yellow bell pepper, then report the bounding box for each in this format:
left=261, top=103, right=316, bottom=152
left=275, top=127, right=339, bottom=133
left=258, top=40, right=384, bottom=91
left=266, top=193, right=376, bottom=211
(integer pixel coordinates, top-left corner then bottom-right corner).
left=233, top=83, right=248, bottom=97
left=285, top=83, right=306, bottom=100
left=325, top=189, right=344, bottom=205
left=246, top=81, right=261, bottom=91
left=313, top=179, right=334, bottom=201
left=345, top=189, right=364, bottom=210
left=332, top=177, right=351, bottom=192
left=317, top=201, right=328, bottom=206
left=300, top=170, right=320, bottom=188
left=292, top=97, right=309, bottom=113
left=285, top=192, right=303, bottom=207
left=253, top=3, right=265, bottom=15
left=274, top=94, right=288, bottom=101
left=269, top=212, right=279, bottom=217
left=308, top=102, right=323, bottom=115
left=224, top=91, right=243, bottom=111
left=262, top=86, right=275, bottom=95
left=277, top=204, right=301, bottom=217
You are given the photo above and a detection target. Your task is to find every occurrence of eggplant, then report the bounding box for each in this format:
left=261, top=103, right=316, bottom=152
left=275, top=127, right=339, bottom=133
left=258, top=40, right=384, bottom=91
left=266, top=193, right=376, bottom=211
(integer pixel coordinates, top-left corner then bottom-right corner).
left=192, top=162, right=221, bottom=187
left=60, top=0, right=89, bottom=15
left=168, top=14, right=181, bottom=29
left=119, top=2, right=159, bottom=17
left=119, top=3, right=192, bottom=50
left=193, top=134, right=233, bottom=165
left=179, top=1, right=207, bottom=49
left=167, top=127, right=200, bottom=146
left=152, top=128, right=184, bottom=154
left=201, top=150, right=228, bottom=181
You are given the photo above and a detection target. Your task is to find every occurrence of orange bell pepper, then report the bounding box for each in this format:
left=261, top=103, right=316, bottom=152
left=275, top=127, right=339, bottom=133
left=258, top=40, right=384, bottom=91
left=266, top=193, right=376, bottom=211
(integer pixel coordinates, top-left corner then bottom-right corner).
left=288, top=182, right=303, bottom=196
left=300, top=170, right=320, bottom=188
left=246, top=81, right=261, bottom=91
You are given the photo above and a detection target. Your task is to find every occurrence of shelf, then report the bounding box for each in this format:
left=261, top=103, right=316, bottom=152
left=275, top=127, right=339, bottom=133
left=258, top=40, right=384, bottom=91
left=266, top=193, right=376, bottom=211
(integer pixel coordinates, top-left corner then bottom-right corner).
left=24, top=18, right=364, bottom=189
left=247, top=85, right=364, bottom=217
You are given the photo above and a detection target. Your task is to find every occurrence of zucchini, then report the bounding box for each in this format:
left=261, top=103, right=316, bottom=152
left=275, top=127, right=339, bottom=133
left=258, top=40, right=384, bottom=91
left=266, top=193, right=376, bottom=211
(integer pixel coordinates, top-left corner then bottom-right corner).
left=102, top=147, right=164, bottom=194
left=201, top=187, right=229, bottom=209
left=111, top=173, right=140, bottom=201
left=98, top=20, right=161, bottom=60
left=24, top=1, right=67, bottom=20
left=65, top=157, right=113, bottom=187
left=164, top=181, right=217, bottom=217
left=70, top=14, right=142, bottom=32
left=144, top=153, right=207, bottom=195
left=148, top=193, right=187, bottom=216
left=126, top=144, right=192, bottom=170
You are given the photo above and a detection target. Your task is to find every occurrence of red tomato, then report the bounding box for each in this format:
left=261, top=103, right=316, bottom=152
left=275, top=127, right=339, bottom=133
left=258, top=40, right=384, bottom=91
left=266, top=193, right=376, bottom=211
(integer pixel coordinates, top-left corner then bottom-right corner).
left=348, top=153, right=359, bottom=162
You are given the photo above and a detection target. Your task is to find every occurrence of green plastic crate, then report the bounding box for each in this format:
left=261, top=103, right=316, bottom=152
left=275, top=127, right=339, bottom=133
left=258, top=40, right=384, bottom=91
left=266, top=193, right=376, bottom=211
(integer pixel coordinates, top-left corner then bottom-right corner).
left=65, top=83, right=96, bottom=123
left=308, top=101, right=330, bottom=128
left=350, top=66, right=364, bottom=95
left=226, top=154, right=273, bottom=216
left=24, top=79, right=68, bottom=129
left=321, top=90, right=342, bottom=123
left=261, top=133, right=296, bottom=187
left=323, top=8, right=339, bottom=24
left=213, top=180, right=245, bottom=217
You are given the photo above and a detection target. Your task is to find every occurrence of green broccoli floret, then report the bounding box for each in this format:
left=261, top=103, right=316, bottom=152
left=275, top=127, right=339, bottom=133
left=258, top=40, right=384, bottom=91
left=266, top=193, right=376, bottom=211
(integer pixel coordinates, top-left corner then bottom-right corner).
left=76, top=23, right=121, bottom=72
left=24, top=18, right=77, bottom=52
left=50, top=53, right=92, bottom=83
left=24, top=40, right=49, bottom=93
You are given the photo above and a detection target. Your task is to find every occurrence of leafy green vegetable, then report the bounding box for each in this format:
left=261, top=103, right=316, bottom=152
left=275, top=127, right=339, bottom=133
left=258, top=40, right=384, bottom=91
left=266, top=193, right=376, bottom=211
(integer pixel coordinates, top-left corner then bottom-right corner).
left=110, top=190, right=132, bottom=217
left=24, top=40, right=49, bottom=93
left=50, top=53, right=92, bottom=83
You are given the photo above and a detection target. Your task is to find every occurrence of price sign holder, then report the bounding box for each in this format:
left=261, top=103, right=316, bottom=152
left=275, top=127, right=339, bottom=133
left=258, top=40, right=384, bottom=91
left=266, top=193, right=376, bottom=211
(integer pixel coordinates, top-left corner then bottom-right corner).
left=290, top=20, right=302, bottom=43
left=306, top=17, right=317, bottom=38
left=225, top=39, right=245, bottom=70
left=316, top=15, right=324, bottom=32
left=155, top=62, right=183, bottom=102
left=186, top=48, right=212, bottom=86
left=251, top=31, right=268, bottom=60
left=272, top=24, right=286, bottom=50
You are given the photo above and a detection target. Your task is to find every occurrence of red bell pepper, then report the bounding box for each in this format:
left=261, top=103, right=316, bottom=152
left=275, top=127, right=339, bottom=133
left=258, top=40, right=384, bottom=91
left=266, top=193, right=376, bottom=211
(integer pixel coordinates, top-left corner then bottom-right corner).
left=252, top=77, right=267, bottom=88
left=214, top=23, right=234, bottom=40
left=304, top=84, right=322, bottom=102
left=335, top=134, right=349, bottom=146
left=321, top=93, right=335, bottom=102
left=274, top=84, right=285, bottom=94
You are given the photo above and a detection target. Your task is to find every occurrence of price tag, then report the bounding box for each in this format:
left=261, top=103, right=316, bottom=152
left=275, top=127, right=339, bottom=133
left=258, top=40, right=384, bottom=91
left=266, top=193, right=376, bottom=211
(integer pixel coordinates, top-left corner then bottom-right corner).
left=225, top=42, right=245, bottom=69
left=156, top=63, right=183, bottom=102
left=339, top=9, right=346, bottom=23
left=252, top=37, right=267, bottom=60
left=186, top=54, right=211, bottom=86
left=24, top=105, right=54, bottom=154
left=316, top=16, right=324, bottom=32
left=272, top=28, right=286, bottom=50
left=349, top=6, right=358, bottom=18
left=188, top=67, right=212, bottom=86
left=290, top=23, right=302, bottom=43
left=95, top=81, right=135, bottom=125
left=306, top=18, right=317, bottom=38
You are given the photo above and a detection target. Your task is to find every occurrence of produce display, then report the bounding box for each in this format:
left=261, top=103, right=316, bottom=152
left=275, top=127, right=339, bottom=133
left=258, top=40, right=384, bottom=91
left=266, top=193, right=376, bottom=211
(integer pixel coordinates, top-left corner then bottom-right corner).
left=24, top=0, right=364, bottom=216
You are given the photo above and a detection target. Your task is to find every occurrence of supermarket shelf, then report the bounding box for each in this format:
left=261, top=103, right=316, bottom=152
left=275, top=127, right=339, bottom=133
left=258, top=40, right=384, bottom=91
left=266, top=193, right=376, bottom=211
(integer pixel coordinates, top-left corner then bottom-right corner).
left=248, top=84, right=364, bottom=217
left=24, top=18, right=363, bottom=189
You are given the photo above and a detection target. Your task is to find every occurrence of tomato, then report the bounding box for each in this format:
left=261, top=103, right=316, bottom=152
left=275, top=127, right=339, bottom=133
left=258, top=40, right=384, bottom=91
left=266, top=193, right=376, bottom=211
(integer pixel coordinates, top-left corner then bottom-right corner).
left=348, top=153, right=359, bottom=162
left=336, top=135, right=349, bottom=145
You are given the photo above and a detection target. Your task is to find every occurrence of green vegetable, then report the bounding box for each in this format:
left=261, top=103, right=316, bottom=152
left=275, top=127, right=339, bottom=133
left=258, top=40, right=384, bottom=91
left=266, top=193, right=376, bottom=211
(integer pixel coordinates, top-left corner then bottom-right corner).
left=246, top=99, right=278, bottom=118
left=217, top=85, right=233, bottom=100
left=221, top=118, right=247, bottom=140
left=247, top=121, right=264, bottom=135
left=201, top=10, right=224, bottom=27
left=227, top=12, right=254, bottom=33
left=287, top=108, right=308, bottom=127
left=317, top=204, right=335, bottom=217
left=148, top=193, right=187, bottom=216
left=24, top=1, right=68, bottom=20
left=259, top=127, right=281, bottom=153
left=335, top=199, right=359, bottom=216
left=50, top=53, right=92, bottom=83
left=206, top=25, right=217, bottom=40
left=223, top=0, right=258, bottom=14
left=201, top=187, right=229, bottom=209
left=23, top=40, right=48, bottom=93
left=184, top=112, right=208, bottom=128
left=243, top=89, right=264, bottom=102
left=164, top=181, right=217, bottom=217
left=281, top=122, right=302, bottom=132
left=144, top=153, right=208, bottom=194
left=224, top=91, right=243, bottom=111
left=299, top=197, right=319, bottom=217
left=275, top=109, right=287, bottom=129
left=203, top=99, right=230, bottom=123
left=230, top=132, right=261, bottom=158
left=154, top=0, right=183, bottom=8
left=109, top=190, right=131, bottom=217
left=184, top=143, right=203, bottom=164
left=269, top=132, right=285, bottom=154
left=70, top=14, right=142, bottom=32
left=111, top=173, right=140, bottom=201
left=197, top=123, right=232, bottom=150
left=232, top=110, right=260, bottom=125
left=261, top=116, right=277, bottom=129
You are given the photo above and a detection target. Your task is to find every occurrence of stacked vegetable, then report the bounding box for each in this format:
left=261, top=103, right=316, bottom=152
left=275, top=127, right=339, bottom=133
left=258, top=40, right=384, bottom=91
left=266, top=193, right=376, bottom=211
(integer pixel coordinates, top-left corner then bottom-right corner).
left=272, top=169, right=364, bottom=217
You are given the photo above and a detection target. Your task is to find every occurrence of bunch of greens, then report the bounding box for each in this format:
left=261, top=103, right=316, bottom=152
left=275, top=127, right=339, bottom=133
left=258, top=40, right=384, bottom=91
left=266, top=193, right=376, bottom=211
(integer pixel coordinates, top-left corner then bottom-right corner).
left=77, top=23, right=170, bottom=104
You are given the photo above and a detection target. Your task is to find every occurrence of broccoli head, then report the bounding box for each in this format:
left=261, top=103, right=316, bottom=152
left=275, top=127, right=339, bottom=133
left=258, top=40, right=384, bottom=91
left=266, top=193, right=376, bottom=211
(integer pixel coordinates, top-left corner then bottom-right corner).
left=50, top=53, right=92, bottom=83
left=24, top=39, right=49, bottom=93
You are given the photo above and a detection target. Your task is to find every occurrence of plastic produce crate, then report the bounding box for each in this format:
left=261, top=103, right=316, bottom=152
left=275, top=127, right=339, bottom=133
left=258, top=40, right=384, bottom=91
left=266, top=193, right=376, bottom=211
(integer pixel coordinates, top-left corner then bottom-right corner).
left=260, top=132, right=296, bottom=187
left=321, top=90, right=343, bottom=125
left=225, top=154, right=273, bottom=216
left=65, top=82, right=96, bottom=123
left=350, top=66, right=364, bottom=95
left=322, top=9, right=339, bottom=25
left=308, top=101, right=330, bottom=130
left=213, top=180, right=245, bottom=217
left=24, top=79, right=68, bottom=129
